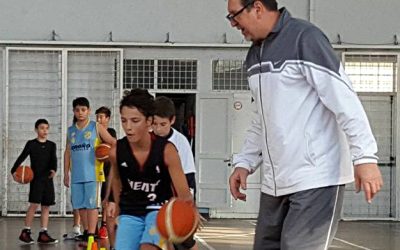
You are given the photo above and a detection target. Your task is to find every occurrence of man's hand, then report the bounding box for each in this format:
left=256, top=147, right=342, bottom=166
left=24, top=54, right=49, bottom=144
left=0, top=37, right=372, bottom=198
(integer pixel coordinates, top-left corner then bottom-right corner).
left=49, top=170, right=56, bottom=179
left=229, top=167, right=250, bottom=201
left=63, top=174, right=70, bottom=188
left=354, top=163, right=383, bottom=203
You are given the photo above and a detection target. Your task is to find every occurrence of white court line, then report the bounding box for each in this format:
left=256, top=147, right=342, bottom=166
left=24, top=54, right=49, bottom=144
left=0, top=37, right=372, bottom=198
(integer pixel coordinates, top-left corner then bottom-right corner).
left=195, top=235, right=216, bottom=250
left=248, top=221, right=373, bottom=250
left=333, top=238, right=373, bottom=250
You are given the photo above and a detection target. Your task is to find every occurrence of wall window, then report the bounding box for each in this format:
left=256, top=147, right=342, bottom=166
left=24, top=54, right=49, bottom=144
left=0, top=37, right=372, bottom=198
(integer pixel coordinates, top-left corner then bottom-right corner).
left=344, top=54, right=397, bottom=92
left=123, top=59, right=197, bottom=90
left=212, top=60, right=249, bottom=91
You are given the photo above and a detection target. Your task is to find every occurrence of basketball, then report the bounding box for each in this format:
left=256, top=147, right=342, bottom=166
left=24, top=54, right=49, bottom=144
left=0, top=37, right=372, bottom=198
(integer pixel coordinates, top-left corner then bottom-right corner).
left=95, top=143, right=111, bottom=161
left=156, top=198, right=198, bottom=243
left=15, top=165, right=34, bottom=184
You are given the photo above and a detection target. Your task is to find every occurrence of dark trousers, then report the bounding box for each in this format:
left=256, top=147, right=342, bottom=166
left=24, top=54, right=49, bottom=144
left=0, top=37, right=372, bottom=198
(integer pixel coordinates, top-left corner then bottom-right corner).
left=254, top=185, right=344, bottom=250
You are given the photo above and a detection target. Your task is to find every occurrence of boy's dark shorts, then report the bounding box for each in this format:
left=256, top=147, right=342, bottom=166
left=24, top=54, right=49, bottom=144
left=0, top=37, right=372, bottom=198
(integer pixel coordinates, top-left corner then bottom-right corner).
left=29, top=178, right=55, bottom=206
left=186, top=173, right=196, bottom=201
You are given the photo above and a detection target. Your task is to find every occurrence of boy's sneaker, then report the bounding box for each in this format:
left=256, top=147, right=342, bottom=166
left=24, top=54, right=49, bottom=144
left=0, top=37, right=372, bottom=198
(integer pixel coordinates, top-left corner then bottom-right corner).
left=19, top=229, right=34, bottom=244
left=74, top=230, right=88, bottom=241
left=63, top=225, right=81, bottom=240
left=37, top=231, right=58, bottom=244
left=97, top=225, right=108, bottom=239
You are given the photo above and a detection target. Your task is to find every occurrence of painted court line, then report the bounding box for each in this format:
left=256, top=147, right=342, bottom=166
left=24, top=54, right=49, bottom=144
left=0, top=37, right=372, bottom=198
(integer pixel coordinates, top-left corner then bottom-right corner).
left=333, top=237, right=373, bottom=250
left=195, top=235, right=216, bottom=250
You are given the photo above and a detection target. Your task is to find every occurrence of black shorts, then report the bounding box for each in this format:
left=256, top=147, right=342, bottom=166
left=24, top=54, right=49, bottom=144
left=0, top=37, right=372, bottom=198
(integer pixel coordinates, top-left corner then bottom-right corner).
left=185, top=173, right=196, bottom=201
left=29, top=179, right=55, bottom=206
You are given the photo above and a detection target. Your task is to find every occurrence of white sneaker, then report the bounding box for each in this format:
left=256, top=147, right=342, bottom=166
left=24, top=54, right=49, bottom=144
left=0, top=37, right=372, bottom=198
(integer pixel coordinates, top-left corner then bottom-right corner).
left=63, top=225, right=81, bottom=240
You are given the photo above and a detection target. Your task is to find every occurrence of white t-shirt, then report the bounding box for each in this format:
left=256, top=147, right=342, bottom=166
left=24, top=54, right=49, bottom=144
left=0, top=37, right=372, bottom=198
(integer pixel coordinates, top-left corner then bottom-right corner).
left=168, top=128, right=196, bottom=174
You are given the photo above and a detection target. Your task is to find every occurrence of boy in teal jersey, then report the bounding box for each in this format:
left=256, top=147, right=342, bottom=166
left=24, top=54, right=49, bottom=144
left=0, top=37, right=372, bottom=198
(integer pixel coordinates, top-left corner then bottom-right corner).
left=63, top=97, right=116, bottom=242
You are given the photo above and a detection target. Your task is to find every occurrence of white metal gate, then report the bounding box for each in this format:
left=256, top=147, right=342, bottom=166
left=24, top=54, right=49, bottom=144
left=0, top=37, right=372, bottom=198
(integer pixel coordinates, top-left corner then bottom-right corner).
left=342, top=53, right=398, bottom=219
left=2, top=47, right=122, bottom=216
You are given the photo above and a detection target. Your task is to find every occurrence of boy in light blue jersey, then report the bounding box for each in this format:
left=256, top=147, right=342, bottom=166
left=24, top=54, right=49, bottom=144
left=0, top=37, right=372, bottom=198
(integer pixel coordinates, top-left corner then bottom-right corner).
left=63, top=97, right=116, bottom=242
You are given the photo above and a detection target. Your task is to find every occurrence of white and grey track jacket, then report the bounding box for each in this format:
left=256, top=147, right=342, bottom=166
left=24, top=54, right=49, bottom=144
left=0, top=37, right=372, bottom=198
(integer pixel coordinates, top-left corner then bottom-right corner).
left=233, top=8, right=378, bottom=196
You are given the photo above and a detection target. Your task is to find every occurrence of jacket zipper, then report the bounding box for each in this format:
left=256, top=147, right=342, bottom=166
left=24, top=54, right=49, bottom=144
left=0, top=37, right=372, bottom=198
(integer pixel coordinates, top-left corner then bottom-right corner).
left=257, top=40, right=277, bottom=196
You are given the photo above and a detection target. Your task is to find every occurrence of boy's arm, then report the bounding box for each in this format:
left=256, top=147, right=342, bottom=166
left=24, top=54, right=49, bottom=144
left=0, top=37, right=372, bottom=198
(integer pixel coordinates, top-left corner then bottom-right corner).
left=109, top=144, right=120, bottom=203
left=164, top=143, right=192, bottom=201
left=98, top=124, right=116, bottom=146
left=11, top=141, right=31, bottom=174
left=51, top=142, right=57, bottom=172
left=107, top=143, right=121, bottom=218
left=64, top=141, right=71, bottom=187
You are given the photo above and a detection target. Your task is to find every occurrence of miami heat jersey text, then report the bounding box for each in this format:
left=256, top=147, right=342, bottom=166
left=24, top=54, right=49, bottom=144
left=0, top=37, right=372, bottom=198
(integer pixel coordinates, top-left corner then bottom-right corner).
left=117, top=134, right=174, bottom=216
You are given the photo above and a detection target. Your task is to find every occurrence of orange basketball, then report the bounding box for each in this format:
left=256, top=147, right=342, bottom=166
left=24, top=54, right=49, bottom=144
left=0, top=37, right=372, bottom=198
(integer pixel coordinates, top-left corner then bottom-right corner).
left=95, top=143, right=111, bottom=161
left=15, top=165, right=34, bottom=184
left=156, top=198, right=198, bottom=243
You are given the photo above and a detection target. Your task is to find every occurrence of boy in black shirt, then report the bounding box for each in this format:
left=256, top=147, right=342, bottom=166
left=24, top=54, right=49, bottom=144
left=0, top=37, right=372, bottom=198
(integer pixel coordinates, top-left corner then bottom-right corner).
left=11, top=119, right=58, bottom=244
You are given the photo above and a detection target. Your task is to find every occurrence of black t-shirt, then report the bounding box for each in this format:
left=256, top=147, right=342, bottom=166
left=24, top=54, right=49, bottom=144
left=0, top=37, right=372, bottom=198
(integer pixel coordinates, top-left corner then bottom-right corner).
left=117, top=133, right=174, bottom=216
left=11, top=139, right=57, bottom=181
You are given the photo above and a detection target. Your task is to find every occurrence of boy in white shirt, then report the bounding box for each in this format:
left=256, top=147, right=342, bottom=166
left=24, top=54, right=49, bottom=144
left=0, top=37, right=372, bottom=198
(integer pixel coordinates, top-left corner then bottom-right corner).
left=153, top=96, right=198, bottom=250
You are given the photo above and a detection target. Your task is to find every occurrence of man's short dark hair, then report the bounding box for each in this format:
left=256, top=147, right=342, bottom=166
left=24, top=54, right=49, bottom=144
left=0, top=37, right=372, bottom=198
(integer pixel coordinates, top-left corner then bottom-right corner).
left=35, top=118, right=49, bottom=129
left=95, top=106, right=111, bottom=117
left=154, top=96, right=176, bottom=120
left=241, top=0, right=278, bottom=11
left=72, top=97, right=90, bottom=108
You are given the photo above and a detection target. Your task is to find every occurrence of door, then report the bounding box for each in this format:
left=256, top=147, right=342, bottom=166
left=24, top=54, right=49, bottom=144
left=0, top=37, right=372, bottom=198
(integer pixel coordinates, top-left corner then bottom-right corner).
left=196, top=94, right=232, bottom=208
left=211, top=92, right=262, bottom=218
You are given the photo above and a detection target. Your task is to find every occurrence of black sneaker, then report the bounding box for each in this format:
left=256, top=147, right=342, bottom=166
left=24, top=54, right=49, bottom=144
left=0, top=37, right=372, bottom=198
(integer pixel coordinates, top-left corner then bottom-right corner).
left=19, top=229, right=34, bottom=244
left=37, top=231, right=59, bottom=244
left=74, top=230, right=88, bottom=241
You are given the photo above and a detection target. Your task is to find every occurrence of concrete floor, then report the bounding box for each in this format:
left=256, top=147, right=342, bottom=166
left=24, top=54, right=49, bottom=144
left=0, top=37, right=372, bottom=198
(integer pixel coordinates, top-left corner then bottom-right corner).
left=0, top=217, right=399, bottom=250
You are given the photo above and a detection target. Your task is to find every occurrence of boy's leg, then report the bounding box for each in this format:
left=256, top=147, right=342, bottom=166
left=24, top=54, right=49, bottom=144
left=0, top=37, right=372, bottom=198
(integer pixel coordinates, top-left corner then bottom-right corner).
left=141, top=211, right=167, bottom=249
left=87, top=209, right=99, bottom=234
left=106, top=215, right=117, bottom=248
left=40, top=206, right=50, bottom=229
left=83, top=181, right=100, bottom=235
left=78, top=209, right=89, bottom=232
left=71, top=183, right=88, bottom=240
left=25, top=203, right=39, bottom=227
left=281, top=185, right=344, bottom=250
left=73, top=209, right=81, bottom=227
left=37, top=206, right=58, bottom=244
left=116, top=215, right=145, bottom=250
left=19, top=203, right=38, bottom=244
left=40, top=179, right=56, bottom=229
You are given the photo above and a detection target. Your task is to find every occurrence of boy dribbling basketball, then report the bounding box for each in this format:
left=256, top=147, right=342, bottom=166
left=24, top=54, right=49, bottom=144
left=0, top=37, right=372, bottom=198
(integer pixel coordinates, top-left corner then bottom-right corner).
left=11, top=119, right=58, bottom=244
left=107, top=89, right=195, bottom=250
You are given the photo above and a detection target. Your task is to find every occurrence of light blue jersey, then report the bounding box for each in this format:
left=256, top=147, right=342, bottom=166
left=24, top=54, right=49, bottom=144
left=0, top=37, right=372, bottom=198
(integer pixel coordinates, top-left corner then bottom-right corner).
left=68, top=120, right=100, bottom=183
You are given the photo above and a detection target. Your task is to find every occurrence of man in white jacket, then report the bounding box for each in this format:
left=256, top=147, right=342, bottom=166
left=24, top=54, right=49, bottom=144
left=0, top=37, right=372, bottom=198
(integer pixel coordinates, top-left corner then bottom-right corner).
left=226, top=0, right=383, bottom=249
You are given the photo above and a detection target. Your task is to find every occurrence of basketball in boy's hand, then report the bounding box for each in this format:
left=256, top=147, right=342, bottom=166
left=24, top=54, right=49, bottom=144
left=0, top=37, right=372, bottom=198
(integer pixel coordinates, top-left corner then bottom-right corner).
left=15, top=165, right=34, bottom=184
left=95, top=143, right=111, bottom=161
left=156, top=198, right=198, bottom=243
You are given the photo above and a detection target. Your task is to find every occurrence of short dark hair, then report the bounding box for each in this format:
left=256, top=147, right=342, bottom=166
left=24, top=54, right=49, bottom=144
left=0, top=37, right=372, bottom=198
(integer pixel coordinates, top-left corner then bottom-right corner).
left=72, top=97, right=90, bottom=108
left=35, top=118, right=49, bottom=129
left=120, top=88, right=154, bottom=118
left=241, top=0, right=278, bottom=11
left=95, top=106, right=111, bottom=117
left=154, top=96, right=176, bottom=120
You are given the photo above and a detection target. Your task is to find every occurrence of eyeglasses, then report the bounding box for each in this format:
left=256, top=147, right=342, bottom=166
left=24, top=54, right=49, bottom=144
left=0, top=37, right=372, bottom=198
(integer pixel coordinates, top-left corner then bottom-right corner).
left=226, top=1, right=255, bottom=22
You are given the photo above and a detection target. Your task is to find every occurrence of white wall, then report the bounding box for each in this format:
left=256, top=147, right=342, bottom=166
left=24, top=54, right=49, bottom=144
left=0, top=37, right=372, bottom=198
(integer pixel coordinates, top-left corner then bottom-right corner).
left=0, top=0, right=398, bottom=45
